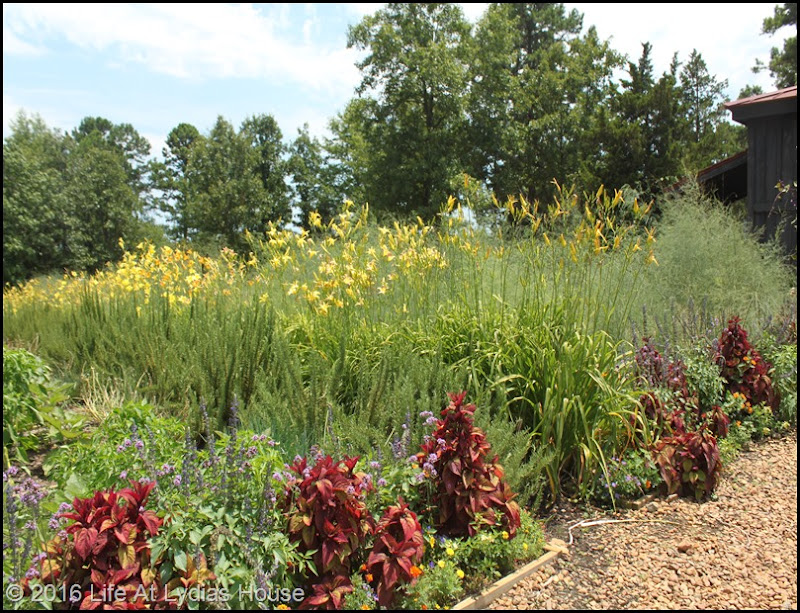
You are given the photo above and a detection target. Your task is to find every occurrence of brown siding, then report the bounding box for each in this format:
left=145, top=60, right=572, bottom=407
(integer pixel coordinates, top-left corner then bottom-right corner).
left=747, top=113, right=797, bottom=215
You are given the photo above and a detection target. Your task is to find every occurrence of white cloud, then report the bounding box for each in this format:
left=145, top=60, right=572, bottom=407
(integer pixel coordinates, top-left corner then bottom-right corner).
left=569, top=3, right=793, bottom=99
left=343, top=4, right=385, bottom=19
left=3, top=93, right=23, bottom=134
left=460, top=3, right=489, bottom=23
left=3, top=3, right=362, bottom=97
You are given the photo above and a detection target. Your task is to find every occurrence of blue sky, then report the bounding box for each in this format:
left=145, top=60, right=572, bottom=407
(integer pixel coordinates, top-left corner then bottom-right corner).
left=3, top=3, right=793, bottom=159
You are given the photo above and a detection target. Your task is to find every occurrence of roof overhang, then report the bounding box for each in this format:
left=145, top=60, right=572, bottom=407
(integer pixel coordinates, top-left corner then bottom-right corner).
left=725, top=86, right=797, bottom=124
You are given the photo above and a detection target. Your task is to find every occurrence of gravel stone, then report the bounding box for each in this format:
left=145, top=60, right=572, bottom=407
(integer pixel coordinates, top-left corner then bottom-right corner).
left=489, top=433, right=798, bottom=610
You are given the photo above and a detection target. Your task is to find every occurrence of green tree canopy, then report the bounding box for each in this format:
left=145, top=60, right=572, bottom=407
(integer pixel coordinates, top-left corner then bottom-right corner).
left=466, top=3, right=620, bottom=203
left=755, top=3, right=797, bottom=88
left=679, top=49, right=744, bottom=171
left=182, top=115, right=289, bottom=251
left=156, top=122, right=201, bottom=241
left=3, top=112, right=71, bottom=284
left=342, top=2, right=472, bottom=220
left=288, top=124, right=342, bottom=228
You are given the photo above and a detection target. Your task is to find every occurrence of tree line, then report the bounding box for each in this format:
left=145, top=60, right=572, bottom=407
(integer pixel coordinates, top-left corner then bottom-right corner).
left=4, top=3, right=797, bottom=286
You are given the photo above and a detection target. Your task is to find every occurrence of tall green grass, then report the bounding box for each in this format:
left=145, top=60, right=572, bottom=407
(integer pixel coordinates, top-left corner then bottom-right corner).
left=3, top=185, right=794, bottom=504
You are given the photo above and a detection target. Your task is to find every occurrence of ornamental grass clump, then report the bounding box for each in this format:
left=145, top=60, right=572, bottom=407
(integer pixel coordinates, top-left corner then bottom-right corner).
left=416, top=392, right=521, bottom=538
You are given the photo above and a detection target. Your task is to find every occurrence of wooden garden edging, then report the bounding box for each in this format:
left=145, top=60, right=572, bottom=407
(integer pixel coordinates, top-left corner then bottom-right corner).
left=451, top=538, right=568, bottom=610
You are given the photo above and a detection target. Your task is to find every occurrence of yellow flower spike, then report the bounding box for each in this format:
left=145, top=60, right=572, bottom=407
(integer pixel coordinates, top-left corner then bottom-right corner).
left=646, top=251, right=658, bottom=266
left=645, top=227, right=656, bottom=245
left=543, top=233, right=551, bottom=246
left=595, top=184, right=605, bottom=202
left=558, top=234, right=567, bottom=247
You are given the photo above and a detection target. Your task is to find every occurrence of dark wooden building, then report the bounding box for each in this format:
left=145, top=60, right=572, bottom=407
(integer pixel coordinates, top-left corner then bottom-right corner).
left=724, top=86, right=797, bottom=255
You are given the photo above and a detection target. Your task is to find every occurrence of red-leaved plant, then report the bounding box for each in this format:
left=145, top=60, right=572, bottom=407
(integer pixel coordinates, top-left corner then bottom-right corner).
left=284, top=455, right=375, bottom=609
left=703, top=405, right=731, bottom=438
left=300, top=575, right=354, bottom=611
left=23, top=480, right=168, bottom=609
left=715, top=317, right=779, bottom=411
left=366, top=498, right=425, bottom=607
left=417, top=392, right=521, bottom=538
left=653, top=428, right=721, bottom=501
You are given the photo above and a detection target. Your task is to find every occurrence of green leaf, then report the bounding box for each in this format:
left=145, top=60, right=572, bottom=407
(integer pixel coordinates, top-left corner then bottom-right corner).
left=174, top=550, right=188, bottom=573
left=64, top=473, right=88, bottom=500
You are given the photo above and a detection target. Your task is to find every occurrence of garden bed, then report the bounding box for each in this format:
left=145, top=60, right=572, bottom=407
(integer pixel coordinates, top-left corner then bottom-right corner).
left=452, top=538, right=568, bottom=610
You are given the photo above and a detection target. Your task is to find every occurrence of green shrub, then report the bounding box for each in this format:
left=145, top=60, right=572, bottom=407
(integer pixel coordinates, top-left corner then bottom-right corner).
left=759, top=340, right=798, bottom=426
left=3, top=347, right=81, bottom=465
left=638, top=184, right=794, bottom=339
left=594, top=448, right=661, bottom=506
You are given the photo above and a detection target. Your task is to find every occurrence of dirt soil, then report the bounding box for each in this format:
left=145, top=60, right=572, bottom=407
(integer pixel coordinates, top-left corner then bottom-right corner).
left=491, top=433, right=798, bottom=610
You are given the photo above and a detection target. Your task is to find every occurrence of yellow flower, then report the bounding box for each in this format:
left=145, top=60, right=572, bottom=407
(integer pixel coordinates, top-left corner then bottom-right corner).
left=428, top=536, right=435, bottom=547
left=437, top=560, right=446, bottom=569
left=456, top=569, right=465, bottom=579
left=502, top=531, right=509, bottom=540
left=523, top=543, right=528, bottom=551
left=276, top=606, right=290, bottom=610
left=446, top=547, right=455, bottom=557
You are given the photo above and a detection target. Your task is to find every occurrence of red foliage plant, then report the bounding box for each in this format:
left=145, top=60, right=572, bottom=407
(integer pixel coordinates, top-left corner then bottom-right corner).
left=299, top=575, right=354, bottom=611
left=715, top=317, right=779, bottom=411
left=23, top=480, right=169, bottom=610
left=284, top=455, right=375, bottom=609
left=417, top=391, right=521, bottom=538
left=703, top=405, right=730, bottom=438
left=366, top=498, right=425, bottom=607
left=653, top=428, right=721, bottom=501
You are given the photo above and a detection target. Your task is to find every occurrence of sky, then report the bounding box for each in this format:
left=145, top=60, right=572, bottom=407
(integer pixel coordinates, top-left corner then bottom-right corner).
left=3, top=3, right=794, bottom=159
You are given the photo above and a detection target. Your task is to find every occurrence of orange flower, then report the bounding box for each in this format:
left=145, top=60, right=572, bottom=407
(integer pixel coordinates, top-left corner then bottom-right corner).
left=360, top=564, right=367, bottom=573
left=365, top=574, right=374, bottom=583
left=410, top=565, right=423, bottom=578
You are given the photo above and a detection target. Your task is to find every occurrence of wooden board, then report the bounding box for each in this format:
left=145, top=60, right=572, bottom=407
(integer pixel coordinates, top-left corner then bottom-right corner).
left=451, top=539, right=567, bottom=610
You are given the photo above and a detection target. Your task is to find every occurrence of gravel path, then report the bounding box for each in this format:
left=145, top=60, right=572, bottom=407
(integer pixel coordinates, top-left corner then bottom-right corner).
left=492, top=433, right=798, bottom=610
